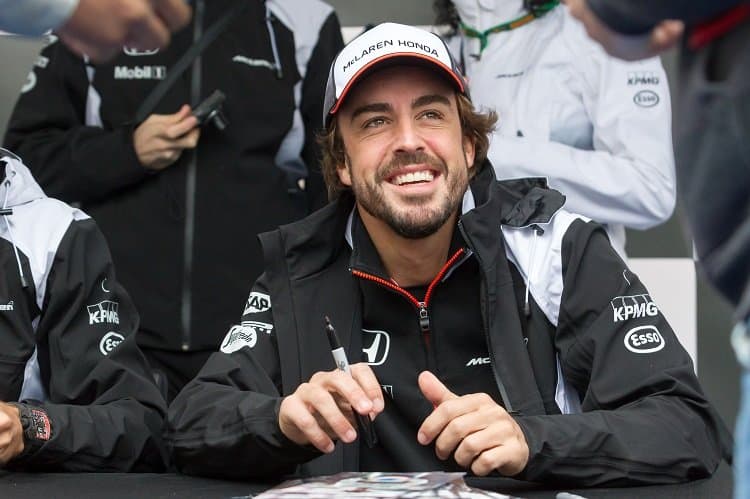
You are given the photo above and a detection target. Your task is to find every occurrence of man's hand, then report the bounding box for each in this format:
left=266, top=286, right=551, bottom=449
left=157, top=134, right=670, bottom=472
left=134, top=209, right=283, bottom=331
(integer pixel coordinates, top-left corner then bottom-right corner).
left=0, top=403, right=24, bottom=466
left=565, top=0, right=684, bottom=61
left=278, top=363, right=384, bottom=454
left=57, top=0, right=192, bottom=63
left=417, top=371, right=528, bottom=476
left=133, top=104, right=200, bottom=171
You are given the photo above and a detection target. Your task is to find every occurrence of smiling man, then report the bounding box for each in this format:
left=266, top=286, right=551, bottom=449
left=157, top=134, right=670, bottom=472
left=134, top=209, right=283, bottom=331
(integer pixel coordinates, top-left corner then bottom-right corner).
left=168, top=23, right=730, bottom=486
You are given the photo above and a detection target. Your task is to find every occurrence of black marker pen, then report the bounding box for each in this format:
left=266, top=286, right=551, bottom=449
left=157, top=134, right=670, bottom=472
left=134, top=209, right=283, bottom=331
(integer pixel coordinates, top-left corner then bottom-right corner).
left=324, top=316, right=377, bottom=448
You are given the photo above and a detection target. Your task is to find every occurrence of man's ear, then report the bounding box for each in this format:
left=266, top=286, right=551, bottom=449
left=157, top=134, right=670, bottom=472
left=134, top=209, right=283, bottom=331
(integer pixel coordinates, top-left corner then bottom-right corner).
left=337, top=157, right=352, bottom=187
left=463, top=134, right=476, bottom=171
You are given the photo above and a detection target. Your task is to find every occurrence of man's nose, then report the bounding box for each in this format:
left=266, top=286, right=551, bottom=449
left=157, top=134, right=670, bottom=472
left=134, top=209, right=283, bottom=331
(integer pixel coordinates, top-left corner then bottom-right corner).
left=393, top=119, right=426, bottom=154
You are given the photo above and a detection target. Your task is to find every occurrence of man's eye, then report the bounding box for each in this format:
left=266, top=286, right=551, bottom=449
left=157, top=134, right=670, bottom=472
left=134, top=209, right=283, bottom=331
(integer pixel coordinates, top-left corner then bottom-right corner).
left=420, top=110, right=443, bottom=120
left=364, top=117, right=387, bottom=128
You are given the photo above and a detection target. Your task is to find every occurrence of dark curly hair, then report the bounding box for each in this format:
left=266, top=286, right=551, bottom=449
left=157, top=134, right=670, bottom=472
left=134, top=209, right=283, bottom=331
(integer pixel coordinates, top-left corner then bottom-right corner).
left=434, top=0, right=460, bottom=33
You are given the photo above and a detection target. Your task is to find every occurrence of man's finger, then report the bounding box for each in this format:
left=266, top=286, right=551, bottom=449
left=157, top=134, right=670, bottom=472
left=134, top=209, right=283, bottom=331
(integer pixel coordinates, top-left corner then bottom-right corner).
left=152, top=0, right=192, bottom=32
left=418, top=370, right=456, bottom=408
left=279, top=394, right=335, bottom=453
left=350, top=363, right=384, bottom=413
left=165, top=115, right=199, bottom=140
left=650, top=20, right=684, bottom=54
left=312, top=370, right=373, bottom=416
left=470, top=444, right=526, bottom=477
left=170, top=128, right=200, bottom=150
left=433, top=408, right=491, bottom=461
left=304, top=385, right=358, bottom=444
left=126, top=10, right=171, bottom=51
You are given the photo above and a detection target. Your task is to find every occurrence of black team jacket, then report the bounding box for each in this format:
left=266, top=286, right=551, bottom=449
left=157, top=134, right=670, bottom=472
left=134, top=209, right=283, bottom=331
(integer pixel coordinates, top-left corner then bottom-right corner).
left=0, top=150, right=167, bottom=471
left=168, top=165, right=731, bottom=486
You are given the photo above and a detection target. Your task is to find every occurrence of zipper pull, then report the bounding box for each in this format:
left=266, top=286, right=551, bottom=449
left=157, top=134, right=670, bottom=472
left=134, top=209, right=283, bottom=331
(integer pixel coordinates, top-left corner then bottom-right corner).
left=418, top=303, right=430, bottom=332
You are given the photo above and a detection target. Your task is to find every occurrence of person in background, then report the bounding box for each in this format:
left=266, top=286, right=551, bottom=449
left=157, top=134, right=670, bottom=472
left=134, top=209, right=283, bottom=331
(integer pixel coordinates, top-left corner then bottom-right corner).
left=4, top=0, right=344, bottom=402
left=566, top=2, right=750, bottom=497
left=0, top=149, right=167, bottom=471
left=0, top=0, right=191, bottom=62
left=435, top=0, right=676, bottom=258
left=167, top=23, right=730, bottom=485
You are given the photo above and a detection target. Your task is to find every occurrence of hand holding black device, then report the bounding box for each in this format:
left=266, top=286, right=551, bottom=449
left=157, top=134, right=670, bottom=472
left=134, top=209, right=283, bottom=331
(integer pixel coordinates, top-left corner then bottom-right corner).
left=192, top=89, right=228, bottom=130
left=324, top=316, right=378, bottom=448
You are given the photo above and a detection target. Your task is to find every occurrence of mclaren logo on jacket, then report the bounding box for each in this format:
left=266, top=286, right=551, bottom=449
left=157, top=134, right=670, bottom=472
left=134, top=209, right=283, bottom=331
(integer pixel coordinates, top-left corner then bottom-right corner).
left=610, top=294, right=658, bottom=322
left=220, top=321, right=274, bottom=354
left=243, top=292, right=271, bottom=315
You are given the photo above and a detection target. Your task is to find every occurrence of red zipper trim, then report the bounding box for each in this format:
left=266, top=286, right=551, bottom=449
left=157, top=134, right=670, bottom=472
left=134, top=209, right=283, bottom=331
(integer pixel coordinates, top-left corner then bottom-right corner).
left=351, top=247, right=466, bottom=314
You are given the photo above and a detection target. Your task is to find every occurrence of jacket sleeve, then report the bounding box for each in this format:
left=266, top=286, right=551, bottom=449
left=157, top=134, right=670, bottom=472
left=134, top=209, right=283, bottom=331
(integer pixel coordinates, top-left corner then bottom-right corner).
left=167, top=275, right=319, bottom=479
left=0, top=0, right=76, bottom=35
left=515, top=219, right=731, bottom=486
left=300, top=10, right=344, bottom=210
left=488, top=22, right=675, bottom=231
left=12, top=217, right=168, bottom=472
left=586, top=0, right=745, bottom=35
left=3, top=39, right=149, bottom=204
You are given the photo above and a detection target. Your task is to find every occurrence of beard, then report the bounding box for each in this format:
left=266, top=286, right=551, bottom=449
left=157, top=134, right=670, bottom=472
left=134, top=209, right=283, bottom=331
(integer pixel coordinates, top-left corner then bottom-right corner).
left=348, top=150, right=469, bottom=239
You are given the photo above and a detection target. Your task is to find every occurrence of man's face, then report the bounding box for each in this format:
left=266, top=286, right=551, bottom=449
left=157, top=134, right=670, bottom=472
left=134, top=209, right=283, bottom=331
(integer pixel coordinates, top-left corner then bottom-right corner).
left=336, top=65, right=475, bottom=239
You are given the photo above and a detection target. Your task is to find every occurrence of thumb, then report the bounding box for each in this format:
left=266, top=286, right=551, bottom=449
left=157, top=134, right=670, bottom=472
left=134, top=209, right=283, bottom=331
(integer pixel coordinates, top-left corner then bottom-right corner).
left=418, top=371, right=456, bottom=408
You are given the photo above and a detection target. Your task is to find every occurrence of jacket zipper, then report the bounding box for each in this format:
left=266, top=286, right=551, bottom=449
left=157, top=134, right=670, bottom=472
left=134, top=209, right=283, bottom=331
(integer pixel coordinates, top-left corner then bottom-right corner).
left=458, top=220, right=515, bottom=414
left=351, top=248, right=466, bottom=348
left=180, top=0, right=204, bottom=351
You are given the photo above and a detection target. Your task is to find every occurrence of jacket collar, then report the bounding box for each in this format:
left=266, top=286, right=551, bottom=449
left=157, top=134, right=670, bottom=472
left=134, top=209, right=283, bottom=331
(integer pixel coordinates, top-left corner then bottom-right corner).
left=272, top=161, right=565, bottom=281
left=0, top=148, right=46, bottom=210
left=452, top=0, right=527, bottom=31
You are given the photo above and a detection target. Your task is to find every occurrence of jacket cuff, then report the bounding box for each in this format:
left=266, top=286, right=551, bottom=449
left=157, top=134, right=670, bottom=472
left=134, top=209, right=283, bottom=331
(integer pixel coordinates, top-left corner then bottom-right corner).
left=7, top=401, right=52, bottom=465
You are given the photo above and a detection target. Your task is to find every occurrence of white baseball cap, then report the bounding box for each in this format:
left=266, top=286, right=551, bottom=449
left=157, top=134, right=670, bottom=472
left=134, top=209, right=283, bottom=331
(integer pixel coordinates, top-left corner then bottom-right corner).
left=323, top=22, right=468, bottom=126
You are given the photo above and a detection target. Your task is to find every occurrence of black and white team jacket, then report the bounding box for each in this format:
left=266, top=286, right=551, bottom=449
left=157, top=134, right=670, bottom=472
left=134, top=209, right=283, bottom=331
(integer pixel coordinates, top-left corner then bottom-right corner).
left=168, top=165, right=731, bottom=486
left=4, top=0, right=344, bottom=355
left=0, top=150, right=168, bottom=471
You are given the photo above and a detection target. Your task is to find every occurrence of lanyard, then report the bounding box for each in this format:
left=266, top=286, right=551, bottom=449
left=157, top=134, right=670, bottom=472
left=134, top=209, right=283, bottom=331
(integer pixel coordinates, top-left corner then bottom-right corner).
left=460, top=1, right=559, bottom=53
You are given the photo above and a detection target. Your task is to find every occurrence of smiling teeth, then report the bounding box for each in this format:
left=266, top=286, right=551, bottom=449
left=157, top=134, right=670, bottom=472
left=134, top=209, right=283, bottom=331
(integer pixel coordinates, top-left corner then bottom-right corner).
left=393, top=171, right=434, bottom=185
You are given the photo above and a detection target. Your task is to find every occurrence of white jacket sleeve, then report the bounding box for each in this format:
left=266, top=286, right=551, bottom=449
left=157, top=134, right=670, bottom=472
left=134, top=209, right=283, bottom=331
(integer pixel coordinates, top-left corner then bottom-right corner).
left=488, top=17, right=676, bottom=231
left=0, top=0, right=77, bottom=36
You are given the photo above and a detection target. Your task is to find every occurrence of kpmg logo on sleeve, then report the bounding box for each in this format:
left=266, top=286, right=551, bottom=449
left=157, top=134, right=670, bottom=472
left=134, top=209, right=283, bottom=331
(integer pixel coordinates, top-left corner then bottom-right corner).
left=627, top=71, right=660, bottom=86
left=610, top=294, right=658, bottom=322
left=88, top=300, right=120, bottom=325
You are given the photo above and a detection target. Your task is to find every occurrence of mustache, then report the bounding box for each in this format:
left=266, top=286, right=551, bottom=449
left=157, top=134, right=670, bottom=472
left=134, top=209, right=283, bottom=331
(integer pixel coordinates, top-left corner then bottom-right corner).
left=378, top=151, right=446, bottom=181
